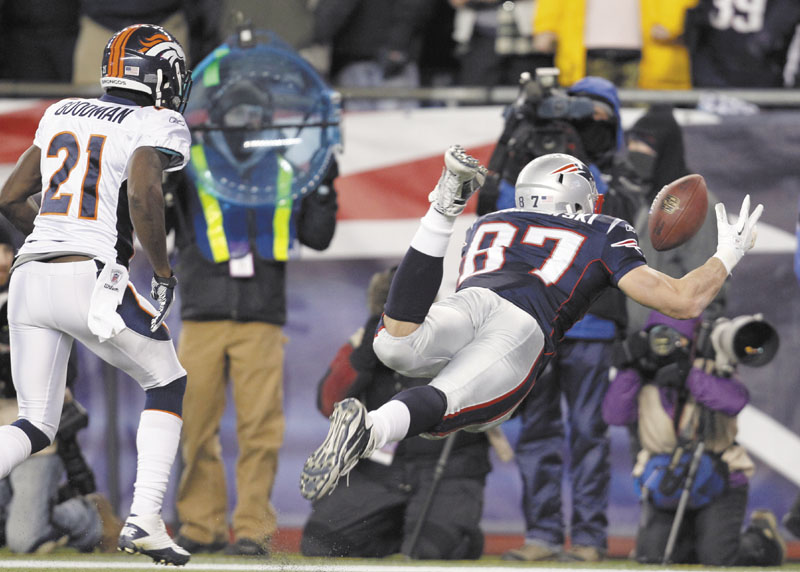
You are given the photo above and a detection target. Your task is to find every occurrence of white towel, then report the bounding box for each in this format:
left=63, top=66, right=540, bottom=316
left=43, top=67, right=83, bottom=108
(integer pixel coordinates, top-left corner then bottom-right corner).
left=87, top=261, right=128, bottom=342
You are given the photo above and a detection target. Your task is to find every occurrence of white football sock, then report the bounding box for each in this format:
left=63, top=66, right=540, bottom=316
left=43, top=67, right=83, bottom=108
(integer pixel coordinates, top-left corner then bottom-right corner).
left=129, top=410, right=182, bottom=516
left=0, top=425, right=32, bottom=478
left=410, top=206, right=456, bottom=257
left=368, top=400, right=411, bottom=449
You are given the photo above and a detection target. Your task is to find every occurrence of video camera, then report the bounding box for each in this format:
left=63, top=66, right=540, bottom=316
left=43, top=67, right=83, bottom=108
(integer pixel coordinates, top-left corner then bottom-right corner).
left=694, top=313, right=779, bottom=376
left=613, top=314, right=779, bottom=386
left=478, top=68, right=614, bottom=215
left=487, top=68, right=603, bottom=180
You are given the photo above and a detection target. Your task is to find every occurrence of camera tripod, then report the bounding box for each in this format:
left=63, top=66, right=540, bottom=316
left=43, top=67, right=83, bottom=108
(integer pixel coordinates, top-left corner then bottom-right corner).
left=662, top=438, right=707, bottom=563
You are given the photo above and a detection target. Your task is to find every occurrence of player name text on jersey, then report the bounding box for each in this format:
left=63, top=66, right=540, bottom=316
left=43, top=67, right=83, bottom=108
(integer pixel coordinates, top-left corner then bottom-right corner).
left=54, top=100, right=135, bottom=124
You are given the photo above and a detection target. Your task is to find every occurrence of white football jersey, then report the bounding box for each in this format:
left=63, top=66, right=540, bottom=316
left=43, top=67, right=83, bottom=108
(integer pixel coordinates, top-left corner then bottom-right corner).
left=19, top=95, right=191, bottom=265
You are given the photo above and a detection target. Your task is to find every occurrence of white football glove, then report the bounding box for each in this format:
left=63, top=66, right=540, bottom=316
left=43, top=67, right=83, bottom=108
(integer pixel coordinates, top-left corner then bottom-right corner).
left=713, top=194, right=763, bottom=274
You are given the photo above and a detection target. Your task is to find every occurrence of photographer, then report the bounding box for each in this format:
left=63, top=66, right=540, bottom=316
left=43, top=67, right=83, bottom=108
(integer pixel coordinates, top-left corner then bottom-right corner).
left=0, top=226, right=120, bottom=554
left=484, top=71, right=644, bottom=562
left=301, top=268, right=491, bottom=559
left=603, top=310, right=785, bottom=566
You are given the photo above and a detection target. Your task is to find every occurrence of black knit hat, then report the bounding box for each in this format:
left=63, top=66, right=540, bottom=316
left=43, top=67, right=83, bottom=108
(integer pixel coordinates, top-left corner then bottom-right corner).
left=628, top=105, right=689, bottom=197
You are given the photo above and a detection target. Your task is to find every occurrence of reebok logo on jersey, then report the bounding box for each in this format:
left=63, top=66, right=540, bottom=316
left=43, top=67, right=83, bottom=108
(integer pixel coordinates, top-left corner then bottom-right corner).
left=611, top=238, right=642, bottom=255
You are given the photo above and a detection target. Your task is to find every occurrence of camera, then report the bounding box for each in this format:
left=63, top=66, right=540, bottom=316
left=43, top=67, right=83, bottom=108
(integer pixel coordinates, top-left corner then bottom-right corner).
left=490, top=68, right=604, bottom=178
left=478, top=68, right=614, bottom=216
left=695, top=313, right=779, bottom=376
left=613, top=323, right=693, bottom=388
left=614, top=314, right=779, bottom=386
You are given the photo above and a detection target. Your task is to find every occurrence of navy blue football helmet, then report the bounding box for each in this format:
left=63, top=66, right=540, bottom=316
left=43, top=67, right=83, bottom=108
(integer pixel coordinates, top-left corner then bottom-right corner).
left=101, top=24, right=192, bottom=112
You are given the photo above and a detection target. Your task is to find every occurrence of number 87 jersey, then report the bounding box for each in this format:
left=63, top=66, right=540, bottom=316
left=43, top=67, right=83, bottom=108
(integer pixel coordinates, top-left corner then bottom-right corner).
left=19, top=95, right=191, bottom=266
left=457, top=209, right=647, bottom=353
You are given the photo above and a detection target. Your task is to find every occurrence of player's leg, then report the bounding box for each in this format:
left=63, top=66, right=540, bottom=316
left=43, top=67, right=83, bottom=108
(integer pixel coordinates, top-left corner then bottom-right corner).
left=0, top=264, right=72, bottom=478
left=300, top=293, right=479, bottom=501
left=418, top=290, right=547, bottom=435
left=75, top=280, right=190, bottom=565
left=301, top=289, right=545, bottom=501
left=300, top=146, right=485, bottom=501
left=382, top=144, right=486, bottom=338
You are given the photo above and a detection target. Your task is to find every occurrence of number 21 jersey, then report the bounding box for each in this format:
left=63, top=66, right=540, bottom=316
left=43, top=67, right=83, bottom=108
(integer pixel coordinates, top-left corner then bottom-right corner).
left=19, top=94, right=191, bottom=266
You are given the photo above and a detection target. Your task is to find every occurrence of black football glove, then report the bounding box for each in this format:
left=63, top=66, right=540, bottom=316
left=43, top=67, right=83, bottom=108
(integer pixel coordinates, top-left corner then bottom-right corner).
left=150, top=273, right=178, bottom=332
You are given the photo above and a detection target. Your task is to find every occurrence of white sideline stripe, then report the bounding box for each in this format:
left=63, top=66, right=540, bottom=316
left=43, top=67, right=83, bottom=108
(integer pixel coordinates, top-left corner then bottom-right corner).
left=0, top=564, right=694, bottom=572
left=738, top=404, right=800, bottom=487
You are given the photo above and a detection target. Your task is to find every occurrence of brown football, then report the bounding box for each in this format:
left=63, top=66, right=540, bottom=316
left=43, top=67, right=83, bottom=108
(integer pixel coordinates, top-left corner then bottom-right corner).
left=648, top=174, right=709, bottom=251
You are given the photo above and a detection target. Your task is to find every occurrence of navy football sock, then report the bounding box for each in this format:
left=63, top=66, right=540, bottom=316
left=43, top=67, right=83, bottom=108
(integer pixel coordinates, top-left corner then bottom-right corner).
left=392, top=385, right=447, bottom=437
left=383, top=247, right=443, bottom=323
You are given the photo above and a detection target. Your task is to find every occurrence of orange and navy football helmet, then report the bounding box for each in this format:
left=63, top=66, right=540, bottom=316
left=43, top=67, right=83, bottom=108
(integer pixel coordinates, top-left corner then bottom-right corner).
left=101, top=24, right=192, bottom=112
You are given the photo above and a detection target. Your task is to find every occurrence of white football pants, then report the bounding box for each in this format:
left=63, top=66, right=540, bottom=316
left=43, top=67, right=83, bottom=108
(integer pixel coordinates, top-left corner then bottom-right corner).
left=374, top=287, right=546, bottom=435
left=7, top=260, right=186, bottom=441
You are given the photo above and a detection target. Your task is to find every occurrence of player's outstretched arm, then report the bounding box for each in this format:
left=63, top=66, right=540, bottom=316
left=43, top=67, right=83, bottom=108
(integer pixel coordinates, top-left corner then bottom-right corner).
left=0, top=145, right=43, bottom=235
left=619, top=194, right=763, bottom=319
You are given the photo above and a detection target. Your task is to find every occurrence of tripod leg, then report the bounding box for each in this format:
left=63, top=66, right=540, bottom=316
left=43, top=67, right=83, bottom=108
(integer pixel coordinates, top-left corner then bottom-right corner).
left=404, top=433, right=458, bottom=559
left=662, top=442, right=705, bottom=564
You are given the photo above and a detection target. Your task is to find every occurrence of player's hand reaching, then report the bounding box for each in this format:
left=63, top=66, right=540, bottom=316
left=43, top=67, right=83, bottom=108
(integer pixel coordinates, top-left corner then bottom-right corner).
left=150, top=272, right=178, bottom=332
left=713, top=194, right=763, bottom=274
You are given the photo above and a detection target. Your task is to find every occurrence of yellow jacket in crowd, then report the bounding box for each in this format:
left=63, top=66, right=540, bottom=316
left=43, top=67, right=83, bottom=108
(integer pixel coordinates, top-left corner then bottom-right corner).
left=533, top=0, right=699, bottom=89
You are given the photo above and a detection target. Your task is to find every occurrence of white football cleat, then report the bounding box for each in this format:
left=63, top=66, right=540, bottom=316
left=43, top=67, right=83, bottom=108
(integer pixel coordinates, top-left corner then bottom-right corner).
left=300, top=398, right=376, bottom=502
left=118, top=513, right=190, bottom=566
left=429, top=145, right=487, bottom=216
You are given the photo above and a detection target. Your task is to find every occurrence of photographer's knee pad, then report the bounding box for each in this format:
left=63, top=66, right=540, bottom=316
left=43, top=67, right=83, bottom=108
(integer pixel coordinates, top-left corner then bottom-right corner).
left=144, top=376, right=186, bottom=417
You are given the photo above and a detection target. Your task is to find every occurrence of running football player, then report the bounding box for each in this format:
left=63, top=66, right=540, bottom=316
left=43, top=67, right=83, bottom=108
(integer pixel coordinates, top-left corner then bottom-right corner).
left=300, top=146, right=762, bottom=503
left=0, top=24, right=193, bottom=566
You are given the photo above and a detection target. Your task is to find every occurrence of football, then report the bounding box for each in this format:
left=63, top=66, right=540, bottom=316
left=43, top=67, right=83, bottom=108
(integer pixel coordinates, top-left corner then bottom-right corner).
left=648, top=174, right=709, bottom=251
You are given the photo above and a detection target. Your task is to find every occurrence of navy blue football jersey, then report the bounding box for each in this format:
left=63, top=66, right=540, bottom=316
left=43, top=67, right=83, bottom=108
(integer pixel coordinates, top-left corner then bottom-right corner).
left=687, top=0, right=800, bottom=87
left=457, top=209, right=646, bottom=352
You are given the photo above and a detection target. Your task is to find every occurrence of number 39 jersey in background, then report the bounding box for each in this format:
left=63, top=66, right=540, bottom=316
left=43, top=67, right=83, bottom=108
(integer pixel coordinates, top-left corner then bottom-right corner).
left=19, top=94, right=191, bottom=266
left=457, top=209, right=647, bottom=353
